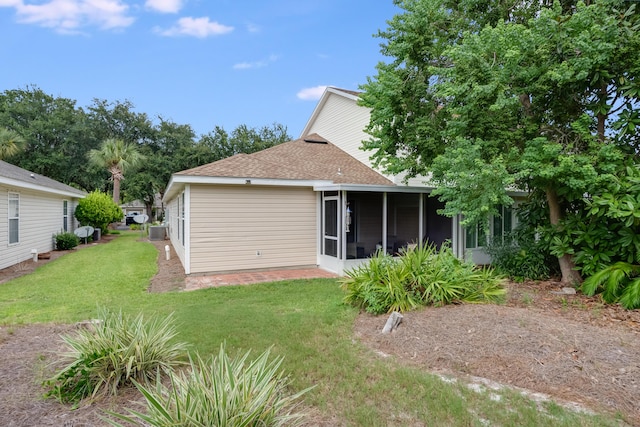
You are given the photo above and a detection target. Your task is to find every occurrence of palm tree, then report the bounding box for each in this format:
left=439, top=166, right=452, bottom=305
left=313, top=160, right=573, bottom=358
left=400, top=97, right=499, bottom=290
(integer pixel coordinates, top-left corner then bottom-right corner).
left=0, top=128, right=26, bottom=160
left=88, top=138, right=145, bottom=204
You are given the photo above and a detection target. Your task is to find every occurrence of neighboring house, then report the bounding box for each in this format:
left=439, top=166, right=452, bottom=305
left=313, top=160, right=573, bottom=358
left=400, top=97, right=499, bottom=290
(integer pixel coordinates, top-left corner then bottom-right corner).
left=0, top=160, right=86, bottom=270
left=163, top=87, right=522, bottom=276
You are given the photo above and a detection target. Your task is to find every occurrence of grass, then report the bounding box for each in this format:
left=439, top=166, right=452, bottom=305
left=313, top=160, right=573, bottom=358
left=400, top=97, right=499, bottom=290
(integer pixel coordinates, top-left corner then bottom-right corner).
left=0, top=232, right=623, bottom=426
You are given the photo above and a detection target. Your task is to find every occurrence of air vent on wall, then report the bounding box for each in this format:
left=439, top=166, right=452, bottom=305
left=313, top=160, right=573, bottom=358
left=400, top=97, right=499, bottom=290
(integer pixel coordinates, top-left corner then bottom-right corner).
left=303, top=138, right=327, bottom=144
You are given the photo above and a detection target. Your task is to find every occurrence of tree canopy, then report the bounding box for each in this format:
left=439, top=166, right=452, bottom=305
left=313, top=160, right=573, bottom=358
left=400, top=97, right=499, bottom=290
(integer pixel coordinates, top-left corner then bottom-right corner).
left=88, top=138, right=145, bottom=204
left=360, top=0, right=640, bottom=283
left=0, top=86, right=291, bottom=216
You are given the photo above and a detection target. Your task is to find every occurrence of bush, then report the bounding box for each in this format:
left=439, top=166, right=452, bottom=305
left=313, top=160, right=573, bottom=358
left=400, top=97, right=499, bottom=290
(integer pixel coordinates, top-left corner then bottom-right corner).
left=75, top=191, right=123, bottom=235
left=45, top=308, right=188, bottom=403
left=582, top=262, right=640, bottom=310
left=54, top=232, right=79, bottom=250
left=106, top=345, right=312, bottom=427
left=340, top=243, right=506, bottom=314
left=485, top=234, right=555, bottom=281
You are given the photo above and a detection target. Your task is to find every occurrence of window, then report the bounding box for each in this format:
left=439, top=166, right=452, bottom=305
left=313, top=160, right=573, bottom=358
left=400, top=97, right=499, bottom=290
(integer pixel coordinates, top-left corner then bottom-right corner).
left=177, top=197, right=180, bottom=241
left=492, top=206, right=513, bottom=243
left=63, top=200, right=69, bottom=232
left=180, top=192, right=185, bottom=245
left=465, top=223, right=486, bottom=249
left=464, top=206, right=514, bottom=249
left=8, top=193, right=19, bottom=244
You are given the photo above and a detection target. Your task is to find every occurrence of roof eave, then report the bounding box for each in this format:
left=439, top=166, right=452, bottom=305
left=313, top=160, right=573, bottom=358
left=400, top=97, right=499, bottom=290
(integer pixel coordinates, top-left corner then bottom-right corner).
left=300, top=87, right=360, bottom=138
left=163, top=174, right=334, bottom=202
left=0, top=177, right=86, bottom=198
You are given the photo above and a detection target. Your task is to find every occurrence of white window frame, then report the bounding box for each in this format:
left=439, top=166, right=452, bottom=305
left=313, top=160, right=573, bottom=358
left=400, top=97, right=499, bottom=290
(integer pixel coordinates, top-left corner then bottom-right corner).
left=465, top=205, right=515, bottom=249
left=8, top=192, right=19, bottom=245
left=63, top=200, right=69, bottom=232
left=180, top=192, right=185, bottom=246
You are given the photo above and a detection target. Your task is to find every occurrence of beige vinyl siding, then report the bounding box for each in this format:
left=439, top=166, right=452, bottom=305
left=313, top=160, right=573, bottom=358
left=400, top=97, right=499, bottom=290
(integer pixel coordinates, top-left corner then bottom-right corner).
left=305, top=92, right=382, bottom=173
left=0, top=186, right=80, bottom=270
left=189, top=184, right=317, bottom=274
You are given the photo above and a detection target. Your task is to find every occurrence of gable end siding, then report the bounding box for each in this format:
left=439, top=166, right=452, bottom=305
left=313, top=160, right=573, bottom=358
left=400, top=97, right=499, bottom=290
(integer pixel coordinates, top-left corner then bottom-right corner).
left=305, top=93, right=378, bottom=172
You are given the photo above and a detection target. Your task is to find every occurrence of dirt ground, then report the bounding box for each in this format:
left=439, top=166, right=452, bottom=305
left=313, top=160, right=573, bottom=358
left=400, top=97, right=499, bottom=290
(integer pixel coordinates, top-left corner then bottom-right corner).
left=0, top=235, right=639, bottom=426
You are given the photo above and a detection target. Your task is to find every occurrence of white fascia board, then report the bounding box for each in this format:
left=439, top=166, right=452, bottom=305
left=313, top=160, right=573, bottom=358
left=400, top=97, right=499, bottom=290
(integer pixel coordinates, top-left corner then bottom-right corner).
left=163, top=174, right=333, bottom=203
left=0, top=177, right=85, bottom=198
left=300, top=87, right=360, bottom=138
left=313, top=183, right=437, bottom=194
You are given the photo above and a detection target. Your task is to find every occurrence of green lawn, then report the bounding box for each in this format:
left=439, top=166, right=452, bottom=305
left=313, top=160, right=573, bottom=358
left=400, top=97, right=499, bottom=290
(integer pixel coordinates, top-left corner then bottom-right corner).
left=0, top=233, right=621, bottom=426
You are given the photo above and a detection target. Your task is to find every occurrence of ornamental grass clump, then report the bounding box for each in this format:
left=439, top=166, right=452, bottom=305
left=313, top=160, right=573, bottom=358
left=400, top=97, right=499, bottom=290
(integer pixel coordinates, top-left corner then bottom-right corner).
left=105, top=344, right=313, bottom=427
left=45, top=308, right=188, bottom=403
left=340, top=243, right=505, bottom=314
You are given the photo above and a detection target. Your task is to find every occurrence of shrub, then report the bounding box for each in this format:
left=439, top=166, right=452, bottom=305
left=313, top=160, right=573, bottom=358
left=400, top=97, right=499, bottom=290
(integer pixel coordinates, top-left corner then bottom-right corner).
left=45, top=308, right=188, bottom=403
left=340, top=243, right=506, bottom=314
left=75, top=191, right=123, bottom=235
left=485, top=234, right=554, bottom=281
left=582, top=262, right=640, bottom=310
left=54, top=232, right=79, bottom=250
left=105, top=345, right=312, bottom=427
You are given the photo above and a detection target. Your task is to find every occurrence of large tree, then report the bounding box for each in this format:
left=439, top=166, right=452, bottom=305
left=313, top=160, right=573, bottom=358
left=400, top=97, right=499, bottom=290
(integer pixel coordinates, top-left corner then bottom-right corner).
left=360, top=0, right=640, bottom=283
left=88, top=138, right=145, bottom=204
left=0, top=86, right=101, bottom=190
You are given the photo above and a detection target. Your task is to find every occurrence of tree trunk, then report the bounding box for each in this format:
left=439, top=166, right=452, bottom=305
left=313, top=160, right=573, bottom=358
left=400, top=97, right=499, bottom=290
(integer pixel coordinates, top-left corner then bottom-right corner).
left=112, top=176, right=121, bottom=205
left=545, top=188, right=582, bottom=284
left=144, top=200, right=154, bottom=221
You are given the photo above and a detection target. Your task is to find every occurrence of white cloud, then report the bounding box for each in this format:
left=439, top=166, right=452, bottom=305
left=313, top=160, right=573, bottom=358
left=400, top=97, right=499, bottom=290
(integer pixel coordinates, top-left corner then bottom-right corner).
left=145, top=0, right=183, bottom=13
left=157, top=16, right=233, bottom=38
left=233, top=54, right=279, bottom=70
left=297, top=85, right=327, bottom=101
left=5, top=0, right=133, bottom=32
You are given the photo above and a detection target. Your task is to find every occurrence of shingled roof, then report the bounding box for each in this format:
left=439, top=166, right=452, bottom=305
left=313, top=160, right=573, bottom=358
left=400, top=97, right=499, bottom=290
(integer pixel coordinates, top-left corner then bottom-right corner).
left=177, top=133, right=393, bottom=186
left=0, top=160, right=86, bottom=197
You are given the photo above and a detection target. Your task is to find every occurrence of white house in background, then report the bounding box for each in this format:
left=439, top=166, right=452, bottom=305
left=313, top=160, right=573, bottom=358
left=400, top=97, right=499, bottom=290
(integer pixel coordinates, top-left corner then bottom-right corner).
left=0, top=160, right=86, bottom=270
left=163, top=87, right=521, bottom=276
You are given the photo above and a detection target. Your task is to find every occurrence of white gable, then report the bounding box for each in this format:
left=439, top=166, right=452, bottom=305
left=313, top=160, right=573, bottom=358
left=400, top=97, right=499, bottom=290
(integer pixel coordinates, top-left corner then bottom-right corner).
left=301, top=87, right=433, bottom=187
left=300, top=88, right=380, bottom=173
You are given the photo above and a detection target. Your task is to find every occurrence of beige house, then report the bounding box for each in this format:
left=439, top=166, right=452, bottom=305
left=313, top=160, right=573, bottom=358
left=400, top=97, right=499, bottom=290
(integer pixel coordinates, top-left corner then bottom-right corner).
left=164, top=87, right=519, bottom=275
left=0, top=160, right=86, bottom=270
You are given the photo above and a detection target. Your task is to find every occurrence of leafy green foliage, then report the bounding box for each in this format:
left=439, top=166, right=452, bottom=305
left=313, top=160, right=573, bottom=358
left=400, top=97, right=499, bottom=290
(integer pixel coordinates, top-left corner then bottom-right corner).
left=88, top=138, right=145, bottom=204
left=54, top=232, right=79, bottom=250
left=340, top=244, right=505, bottom=314
left=360, top=0, right=640, bottom=283
left=0, top=127, right=26, bottom=159
left=105, top=344, right=312, bottom=427
left=582, top=262, right=640, bottom=310
left=74, top=191, right=123, bottom=234
left=567, top=165, right=640, bottom=308
left=45, top=308, right=188, bottom=403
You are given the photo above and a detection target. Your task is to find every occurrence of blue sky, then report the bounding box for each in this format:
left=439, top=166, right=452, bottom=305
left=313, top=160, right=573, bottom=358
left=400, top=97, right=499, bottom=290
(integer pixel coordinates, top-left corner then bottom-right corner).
left=0, top=0, right=400, bottom=138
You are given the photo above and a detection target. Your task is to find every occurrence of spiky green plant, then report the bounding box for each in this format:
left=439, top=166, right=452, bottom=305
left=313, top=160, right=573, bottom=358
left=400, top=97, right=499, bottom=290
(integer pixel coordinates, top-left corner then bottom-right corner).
left=45, top=308, right=188, bottom=402
left=582, top=262, right=640, bottom=309
left=340, top=243, right=505, bottom=314
left=104, top=344, right=313, bottom=427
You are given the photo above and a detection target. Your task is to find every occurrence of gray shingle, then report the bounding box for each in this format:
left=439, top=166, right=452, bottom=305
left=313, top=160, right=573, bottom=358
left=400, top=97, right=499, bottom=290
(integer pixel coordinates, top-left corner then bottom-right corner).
left=0, top=160, right=86, bottom=196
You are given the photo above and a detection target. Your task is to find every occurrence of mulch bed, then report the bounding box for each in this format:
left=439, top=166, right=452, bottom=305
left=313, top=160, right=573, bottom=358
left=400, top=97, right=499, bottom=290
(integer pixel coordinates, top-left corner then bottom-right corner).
left=1, top=236, right=639, bottom=425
